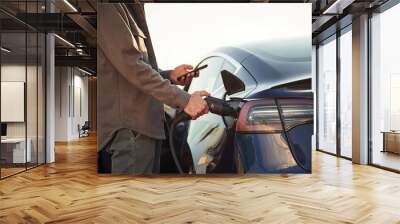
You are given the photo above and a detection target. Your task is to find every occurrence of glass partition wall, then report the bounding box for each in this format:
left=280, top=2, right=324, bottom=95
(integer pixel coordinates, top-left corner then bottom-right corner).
left=317, top=26, right=353, bottom=159
left=0, top=31, right=27, bottom=177
left=0, top=1, right=46, bottom=179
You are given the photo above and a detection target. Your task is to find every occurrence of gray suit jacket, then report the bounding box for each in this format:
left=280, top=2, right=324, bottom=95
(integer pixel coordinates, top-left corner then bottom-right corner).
left=97, top=3, right=190, bottom=149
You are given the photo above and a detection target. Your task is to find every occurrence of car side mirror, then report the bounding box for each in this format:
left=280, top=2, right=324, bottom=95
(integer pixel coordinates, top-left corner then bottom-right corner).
left=221, top=70, right=245, bottom=96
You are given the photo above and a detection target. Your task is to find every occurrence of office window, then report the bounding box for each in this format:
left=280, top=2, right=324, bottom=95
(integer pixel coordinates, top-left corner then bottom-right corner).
left=317, top=36, right=337, bottom=154
left=371, top=3, right=400, bottom=171
left=339, top=28, right=352, bottom=158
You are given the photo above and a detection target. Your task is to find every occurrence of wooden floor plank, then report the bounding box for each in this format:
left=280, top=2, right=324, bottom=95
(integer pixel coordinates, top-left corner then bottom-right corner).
left=0, top=135, right=400, bottom=223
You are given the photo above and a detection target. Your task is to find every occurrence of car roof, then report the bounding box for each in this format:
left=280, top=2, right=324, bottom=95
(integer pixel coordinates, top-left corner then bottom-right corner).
left=213, top=37, right=311, bottom=89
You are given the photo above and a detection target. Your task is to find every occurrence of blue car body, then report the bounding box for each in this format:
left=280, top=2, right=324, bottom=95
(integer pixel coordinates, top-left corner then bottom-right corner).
left=162, top=38, right=313, bottom=174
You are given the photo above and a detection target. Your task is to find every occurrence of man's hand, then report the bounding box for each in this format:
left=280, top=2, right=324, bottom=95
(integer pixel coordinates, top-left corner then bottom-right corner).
left=170, top=64, right=200, bottom=86
left=184, top=91, right=210, bottom=120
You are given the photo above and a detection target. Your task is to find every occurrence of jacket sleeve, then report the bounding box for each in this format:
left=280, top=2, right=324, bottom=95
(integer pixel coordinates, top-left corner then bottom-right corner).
left=159, top=70, right=171, bottom=80
left=97, top=4, right=190, bottom=110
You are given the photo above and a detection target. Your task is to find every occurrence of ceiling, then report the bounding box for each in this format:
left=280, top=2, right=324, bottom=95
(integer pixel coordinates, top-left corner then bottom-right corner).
left=1, top=0, right=97, bottom=74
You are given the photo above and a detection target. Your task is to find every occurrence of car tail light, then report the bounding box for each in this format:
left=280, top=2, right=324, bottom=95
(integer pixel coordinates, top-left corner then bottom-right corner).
left=277, top=99, right=313, bottom=131
left=236, top=99, right=313, bottom=133
left=236, top=99, right=282, bottom=133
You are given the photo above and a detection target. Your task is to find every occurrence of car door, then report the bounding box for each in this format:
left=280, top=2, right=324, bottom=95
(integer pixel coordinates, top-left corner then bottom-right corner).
left=186, top=57, right=243, bottom=174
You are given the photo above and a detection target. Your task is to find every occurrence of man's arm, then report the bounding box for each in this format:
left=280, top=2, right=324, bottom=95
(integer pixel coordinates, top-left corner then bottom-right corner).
left=159, top=65, right=200, bottom=85
left=159, top=70, right=171, bottom=80
left=98, top=4, right=189, bottom=110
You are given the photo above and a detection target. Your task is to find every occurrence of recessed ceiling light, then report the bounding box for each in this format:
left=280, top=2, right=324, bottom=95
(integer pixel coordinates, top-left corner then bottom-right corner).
left=77, top=67, right=93, bottom=76
left=1, top=47, right=11, bottom=53
left=63, top=0, right=78, bottom=12
left=323, top=0, right=354, bottom=15
left=54, top=34, right=75, bottom=48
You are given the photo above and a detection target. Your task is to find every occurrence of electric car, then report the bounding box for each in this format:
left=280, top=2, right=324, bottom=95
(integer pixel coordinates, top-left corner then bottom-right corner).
left=162, top=37, right=313, bottom=174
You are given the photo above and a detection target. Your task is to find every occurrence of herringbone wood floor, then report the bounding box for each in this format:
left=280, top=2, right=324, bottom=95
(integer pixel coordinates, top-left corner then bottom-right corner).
left=1, top=135, right=400, bottom=224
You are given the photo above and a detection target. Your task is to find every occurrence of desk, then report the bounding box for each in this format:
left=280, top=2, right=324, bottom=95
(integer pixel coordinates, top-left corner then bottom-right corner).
left=1, top=138, right=31, bottom=164
left=382, top=131, right=400, bottom=154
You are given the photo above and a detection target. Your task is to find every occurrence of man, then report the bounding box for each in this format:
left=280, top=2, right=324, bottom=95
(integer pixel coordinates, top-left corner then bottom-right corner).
left=97, top=3, right=209, bottom=174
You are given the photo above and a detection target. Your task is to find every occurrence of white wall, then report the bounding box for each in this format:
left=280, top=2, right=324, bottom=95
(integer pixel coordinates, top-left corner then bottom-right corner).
left=71, top=73, right=89, bottom=138
left=1, top=66, right=26, bottom=139
left=55, top=67, right=89, bottom=141
left=1, top=65, right=39, bottom=138
left=1, top=65, right=27, bottom=142
left=55, top=66, right=70, bottom=141
left=1, top=63, right=46, bottom=164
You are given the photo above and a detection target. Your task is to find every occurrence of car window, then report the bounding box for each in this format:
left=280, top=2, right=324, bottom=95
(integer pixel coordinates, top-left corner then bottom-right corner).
left=222, top=60, right=237, bottom=73
left=188, top=57, right=224, bottom=94
left=212, top=60, right=237, bottom=97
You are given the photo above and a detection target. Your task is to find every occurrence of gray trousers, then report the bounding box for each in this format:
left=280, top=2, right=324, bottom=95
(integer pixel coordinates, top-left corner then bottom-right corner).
left=106, top=129, right=161, bottom=175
